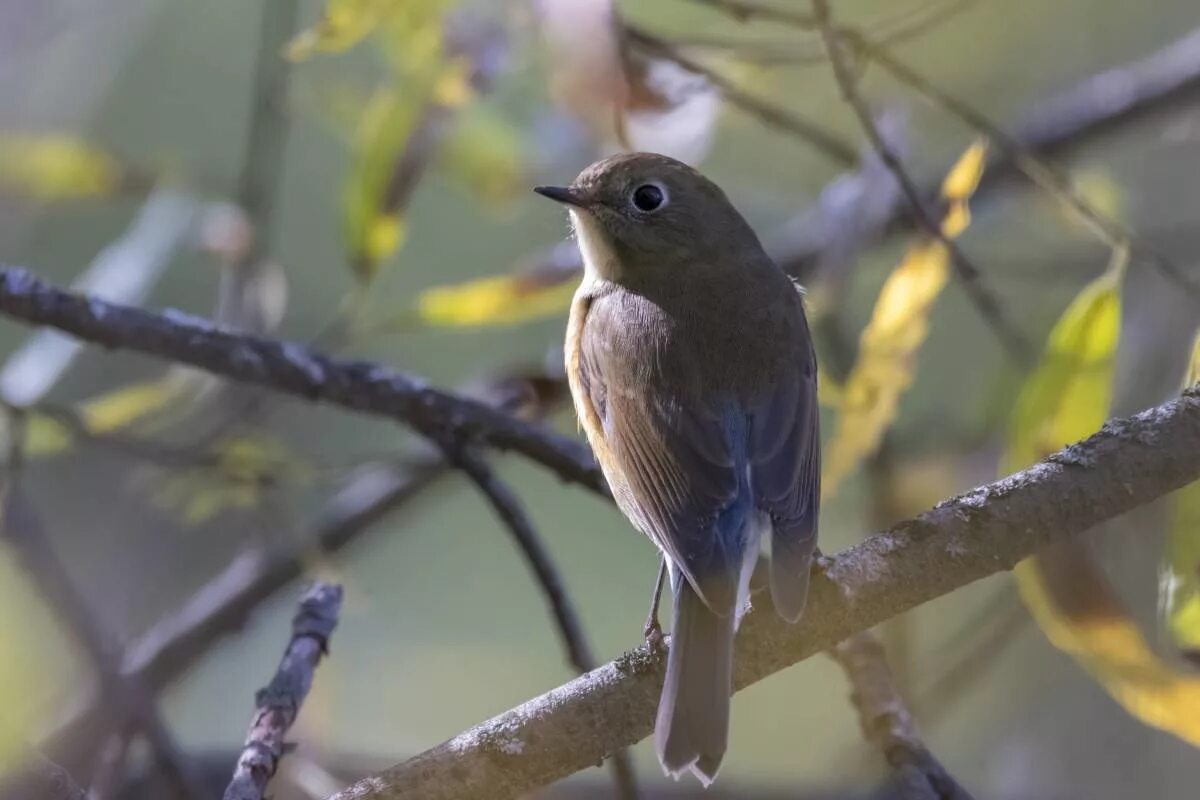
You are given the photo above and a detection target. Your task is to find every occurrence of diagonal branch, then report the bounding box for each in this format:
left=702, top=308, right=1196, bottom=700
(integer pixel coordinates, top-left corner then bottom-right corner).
left=0, top=267, right=607, bottom=496
left=326, top=385, right=1200, bottom=800
left=223, top=582, right=343, bottom=800
left=450, top=446, right=641, bottom=800
left=452, top=447, right=595, bottom=673
left=830, top=631, right=974, bottom=800
left=811, top=0, right=1033, bottom=364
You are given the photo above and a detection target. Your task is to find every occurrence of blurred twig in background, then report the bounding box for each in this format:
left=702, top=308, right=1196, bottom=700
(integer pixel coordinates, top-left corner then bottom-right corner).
left=831, top=632, right=973, bottom=800
left=812, top=0, right=1031, bottom=365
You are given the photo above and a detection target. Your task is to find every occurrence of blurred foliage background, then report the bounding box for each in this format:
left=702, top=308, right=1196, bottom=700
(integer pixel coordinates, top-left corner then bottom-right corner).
left=2, top=0, right=1200, bottom=797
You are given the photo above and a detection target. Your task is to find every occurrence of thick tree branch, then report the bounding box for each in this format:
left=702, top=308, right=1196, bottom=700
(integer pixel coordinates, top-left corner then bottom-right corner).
left=327, top=386, right=1200, bottom=800
left=831, top=631, right=973, bottom=800
left=0, top=268, right=606, bottom=495
left=224, top=582, right=343, bottom=800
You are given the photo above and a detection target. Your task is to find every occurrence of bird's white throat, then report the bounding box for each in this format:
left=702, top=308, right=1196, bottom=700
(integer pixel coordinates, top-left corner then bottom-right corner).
left=570, top=209, right=620, bottom=283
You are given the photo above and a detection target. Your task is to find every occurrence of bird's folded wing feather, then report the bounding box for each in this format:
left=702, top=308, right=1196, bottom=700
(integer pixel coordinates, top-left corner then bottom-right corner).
left=574, top=292, right=743, bottom=614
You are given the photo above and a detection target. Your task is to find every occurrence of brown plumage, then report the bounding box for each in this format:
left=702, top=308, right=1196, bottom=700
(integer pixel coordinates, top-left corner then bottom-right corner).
left=537, top=152, right=819, bottom=785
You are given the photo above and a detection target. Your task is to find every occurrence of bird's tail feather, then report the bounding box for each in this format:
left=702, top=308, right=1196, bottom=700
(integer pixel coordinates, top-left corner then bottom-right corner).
left=655, top=577, right=734, bottom=786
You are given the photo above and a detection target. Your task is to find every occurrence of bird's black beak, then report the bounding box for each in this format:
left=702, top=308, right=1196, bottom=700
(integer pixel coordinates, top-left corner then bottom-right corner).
left=533, top=185, right=587, bottom=208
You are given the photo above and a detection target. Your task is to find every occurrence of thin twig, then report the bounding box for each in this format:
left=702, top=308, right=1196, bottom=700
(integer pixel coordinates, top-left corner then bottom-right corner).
left=846, top=30, right=1200, bottom=301
left=811, top=0, right=1033, bottom=364
left=623, top=24, right=857, bottom=166
left=0, top=268, right=607, bottom=496
left=448, top=447, right=642, bottom=800
left=325, top=385, right=1200, bottom=800
left=451, top=447, right=594, bottom=672
left=224, top=582, right=344, bottom=800
left=830, top=632, right=974, bottom=800
left=687, top=0, right=817, bottom=28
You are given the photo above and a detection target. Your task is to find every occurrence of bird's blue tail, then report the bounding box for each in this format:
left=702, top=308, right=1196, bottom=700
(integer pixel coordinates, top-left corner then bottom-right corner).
left=655, top=575, right=735, bottom=786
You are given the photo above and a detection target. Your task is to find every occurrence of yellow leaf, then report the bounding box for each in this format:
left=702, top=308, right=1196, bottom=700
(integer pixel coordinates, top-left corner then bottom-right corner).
left=149, top=435, right=312, bottom=524
left=821, top=242, right=949, bottom=498
left=19, top=378, right=184, bottom=458
left=940, top=139, right=988, bottom=238
left=1017, top=556, right=1200, bottom=748
left=286, top=0, right=403, bottom=60
left=1003, top=250, right=1125, bottom=474
left=941, top=138, right=989, bottom=201
left=416, top=274, right=577, bottom=328
left=1007, top=246, right=1200, bottom=749
left=431, top=58, right=475, bottom=109
left=0, top=134, right=120, bottom=200
left=1161, top=330, right=1200, bottom=658
left=821, top=141, right=990, bottom=499
left=343, top=88, right=420, bottom=280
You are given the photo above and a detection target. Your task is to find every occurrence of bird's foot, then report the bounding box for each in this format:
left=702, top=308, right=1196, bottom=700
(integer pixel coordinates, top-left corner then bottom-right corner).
left=643, top=617, right=665, bottom=653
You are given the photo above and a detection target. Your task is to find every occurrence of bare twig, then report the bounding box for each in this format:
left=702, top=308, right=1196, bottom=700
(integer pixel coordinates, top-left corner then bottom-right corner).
left=0, top=268, right=607, bottom=496
left=452, top=447, right=595, bottom=672
left=811, top=0, right=1033, bottom=364
left=845, top=30, right=1200, bottom=300
left=224, top=582, right=344, bottom=800
left=623, top=25, right=857, bottom=166
left=449, top=446, right=641, bottom=800
left=830, top=632, right=974, bottom=800
left=326, top=385, right=1200, bottom=800
left=663, top=0, right=972, bottom=68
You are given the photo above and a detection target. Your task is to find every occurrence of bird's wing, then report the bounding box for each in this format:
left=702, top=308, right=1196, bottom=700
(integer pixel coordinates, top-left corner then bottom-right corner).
left=574, top=291, right=743, bottom=615
left=747, top=309, right=820, bottom=622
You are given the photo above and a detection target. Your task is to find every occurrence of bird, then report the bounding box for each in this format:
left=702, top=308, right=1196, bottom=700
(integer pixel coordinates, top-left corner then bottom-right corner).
left=534, top=152, right=820, bottom=785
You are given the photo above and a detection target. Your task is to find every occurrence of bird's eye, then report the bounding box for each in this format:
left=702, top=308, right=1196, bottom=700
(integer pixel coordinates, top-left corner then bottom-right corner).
left=632, top=183, right=667, bottom=212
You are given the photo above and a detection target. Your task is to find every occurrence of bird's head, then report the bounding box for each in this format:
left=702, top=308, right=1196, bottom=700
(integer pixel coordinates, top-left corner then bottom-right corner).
left=534, top=152, right=760, bottom=285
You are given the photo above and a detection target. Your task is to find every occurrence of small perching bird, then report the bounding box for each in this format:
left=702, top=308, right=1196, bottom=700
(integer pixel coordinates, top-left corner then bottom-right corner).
left=535, top=152, right=820, bottom=785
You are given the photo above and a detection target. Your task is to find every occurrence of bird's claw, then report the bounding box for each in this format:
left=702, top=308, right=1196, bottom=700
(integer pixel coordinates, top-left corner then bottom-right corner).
left=643, top=618, right=665, bottom=652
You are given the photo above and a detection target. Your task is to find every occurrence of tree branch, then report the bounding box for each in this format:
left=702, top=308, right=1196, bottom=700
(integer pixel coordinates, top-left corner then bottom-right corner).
left=0, top=267, right=606, bottom=496
left=326, top=385, right=1200, bottom=800
left=449, top=446, right=642, bottom=800
left=830, top=631, right=973, bottom=800
left=224, top=582, right=344, bottom=800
